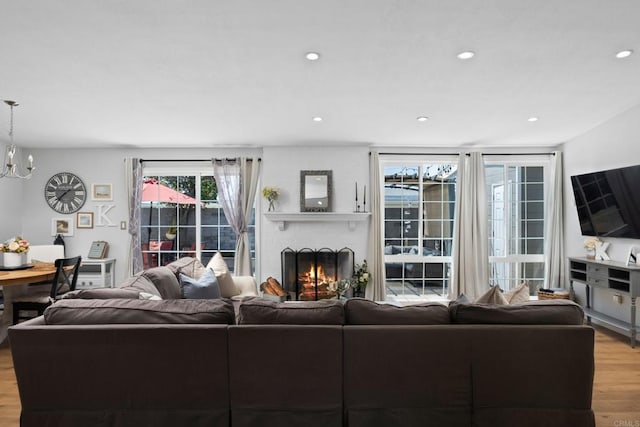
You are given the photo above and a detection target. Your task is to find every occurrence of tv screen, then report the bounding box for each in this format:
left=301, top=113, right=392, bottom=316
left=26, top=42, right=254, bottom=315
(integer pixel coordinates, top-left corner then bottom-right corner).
left=570, top=164, right=640, bottom=238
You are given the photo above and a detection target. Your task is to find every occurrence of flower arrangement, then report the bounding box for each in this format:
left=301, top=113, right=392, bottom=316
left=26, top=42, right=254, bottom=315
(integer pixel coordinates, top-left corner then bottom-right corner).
left=352, top=260, right=370, bottom=290
left=0, top=236, right=30, bottom=253
left=583, top=237, right=601, bottom=250
left=262, top=186, right=280, bottom=211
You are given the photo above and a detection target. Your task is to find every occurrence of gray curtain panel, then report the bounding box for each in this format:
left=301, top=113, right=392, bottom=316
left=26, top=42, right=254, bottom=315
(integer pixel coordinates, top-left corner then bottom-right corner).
left=212, top=157, right=260, bottom=276
left=544, top=151, right=565, bottom=288
left=451, top=152, right=489, bottom=300
left=366, top=151, right=386, bottom=301
left=126, top=157, right=143, bottom=274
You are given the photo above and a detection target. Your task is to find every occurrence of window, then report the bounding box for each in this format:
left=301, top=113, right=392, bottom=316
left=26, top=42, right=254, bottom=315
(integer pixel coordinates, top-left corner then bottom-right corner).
left=383, top=160, right=458, bottom=300
left=140, top=173, right=255, bottom=273
left=486, top=161, right=547, bottom=291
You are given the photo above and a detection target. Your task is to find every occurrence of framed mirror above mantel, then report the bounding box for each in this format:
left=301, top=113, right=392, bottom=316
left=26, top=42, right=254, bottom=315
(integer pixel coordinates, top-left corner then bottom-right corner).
left=300, top=170, right=332, bottom=212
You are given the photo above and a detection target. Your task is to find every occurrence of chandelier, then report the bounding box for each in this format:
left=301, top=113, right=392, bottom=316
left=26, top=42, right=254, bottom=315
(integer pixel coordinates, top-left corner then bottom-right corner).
left=1, top=100, right=34, bottom=179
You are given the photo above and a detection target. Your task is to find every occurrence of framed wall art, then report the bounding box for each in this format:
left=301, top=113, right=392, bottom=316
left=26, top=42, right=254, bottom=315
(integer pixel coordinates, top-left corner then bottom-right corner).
left=91, top=183, right=113, bottom=201
left=77, top=212, right=94, bottom=229
left=51, top=218, right=74, bottom=237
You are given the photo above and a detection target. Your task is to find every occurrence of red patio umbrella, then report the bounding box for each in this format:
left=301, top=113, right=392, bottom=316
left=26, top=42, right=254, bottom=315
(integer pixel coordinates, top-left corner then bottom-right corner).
left=142, top=178, right=198, bottom=205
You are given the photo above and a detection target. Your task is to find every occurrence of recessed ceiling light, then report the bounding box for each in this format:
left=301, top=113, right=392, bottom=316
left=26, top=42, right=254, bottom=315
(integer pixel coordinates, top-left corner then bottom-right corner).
left=306, top=52, right=320, bottom=61
left=615, top=50, right=633, bottom=59
left=312, top=116, right=323, bottom=122
left=417, top=116, right=429, bottom=122
left=457, top=51, right=475, bottom=60
left=527, top=117, right=539, bottom=122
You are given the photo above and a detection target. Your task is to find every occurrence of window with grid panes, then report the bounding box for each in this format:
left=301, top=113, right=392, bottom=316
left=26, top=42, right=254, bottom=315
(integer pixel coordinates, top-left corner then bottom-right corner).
left=486, top=162, right=546, bottom=292
left=141, top=173, right=255, bottom=273
left=383, top=161, right=457, bottom=299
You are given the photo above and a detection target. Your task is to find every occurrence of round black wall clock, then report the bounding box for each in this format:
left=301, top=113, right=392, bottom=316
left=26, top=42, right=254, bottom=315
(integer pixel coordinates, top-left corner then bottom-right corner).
left=44, top=172, right=87, bottom=214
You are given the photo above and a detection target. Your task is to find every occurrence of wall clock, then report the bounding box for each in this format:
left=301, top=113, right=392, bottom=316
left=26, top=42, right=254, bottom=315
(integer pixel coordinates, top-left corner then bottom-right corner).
left=44, top=172, right=87, bottom=214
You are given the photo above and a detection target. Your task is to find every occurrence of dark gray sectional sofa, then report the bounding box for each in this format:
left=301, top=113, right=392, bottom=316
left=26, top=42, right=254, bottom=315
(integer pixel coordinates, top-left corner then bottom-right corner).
left=9, top=294, right=595, bottom=427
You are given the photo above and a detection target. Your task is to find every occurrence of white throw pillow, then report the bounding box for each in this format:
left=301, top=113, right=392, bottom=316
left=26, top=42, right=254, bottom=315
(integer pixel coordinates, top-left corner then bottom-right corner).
left=504, top=281, right=530, bottom=304
left=475, top=285, right=509, bottom=305
left=206, top=252, right=239, bottom=298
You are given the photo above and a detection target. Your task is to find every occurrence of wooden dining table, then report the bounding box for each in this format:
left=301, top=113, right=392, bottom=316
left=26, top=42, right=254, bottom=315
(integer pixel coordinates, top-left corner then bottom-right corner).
left=0, top=262, right=57, bottom=343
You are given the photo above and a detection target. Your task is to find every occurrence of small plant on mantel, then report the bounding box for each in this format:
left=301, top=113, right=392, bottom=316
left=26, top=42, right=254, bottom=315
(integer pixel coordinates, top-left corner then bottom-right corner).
left=262, top=186, right=280, bottom=212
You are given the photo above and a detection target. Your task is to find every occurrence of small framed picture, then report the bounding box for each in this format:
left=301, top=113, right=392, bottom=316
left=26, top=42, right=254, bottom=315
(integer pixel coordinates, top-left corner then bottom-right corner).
left=51, top=218, right=74, bottom=237
left=626, top=245, right=640, bottom=266
left=77, top=212, right=94, bottom=229
left=91, top=183, right=113, bottom=201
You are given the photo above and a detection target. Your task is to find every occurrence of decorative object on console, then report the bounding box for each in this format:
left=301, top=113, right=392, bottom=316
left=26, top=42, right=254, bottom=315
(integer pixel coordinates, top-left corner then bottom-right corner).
left=262, top=186, right=280, bottom=212
left=1, top=100, right=34, bottom=179
left=595, top=240, right=610, bottom=260
left=300, top=170, right=332, bottom=212
left=583, top=237, right=600, bottom=259
left=627, top=245, right=640, bottom=266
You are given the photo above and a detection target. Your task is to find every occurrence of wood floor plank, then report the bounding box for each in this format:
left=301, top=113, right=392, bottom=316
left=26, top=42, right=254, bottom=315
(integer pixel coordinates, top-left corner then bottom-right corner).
left=0, top=325, right=638, bottom=427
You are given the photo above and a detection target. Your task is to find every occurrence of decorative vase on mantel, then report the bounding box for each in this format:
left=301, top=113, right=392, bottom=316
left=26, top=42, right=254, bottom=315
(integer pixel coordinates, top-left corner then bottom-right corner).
left=268, top=200, right=276, bottom=212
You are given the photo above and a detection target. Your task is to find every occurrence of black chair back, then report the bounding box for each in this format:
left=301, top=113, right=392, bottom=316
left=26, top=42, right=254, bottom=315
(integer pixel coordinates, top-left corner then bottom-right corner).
left=50, top=256, right=82, bottom=299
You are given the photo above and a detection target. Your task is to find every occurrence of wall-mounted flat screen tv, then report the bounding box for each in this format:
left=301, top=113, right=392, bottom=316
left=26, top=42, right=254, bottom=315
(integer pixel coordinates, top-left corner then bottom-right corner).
left=570, top=164, right=640, bottom=238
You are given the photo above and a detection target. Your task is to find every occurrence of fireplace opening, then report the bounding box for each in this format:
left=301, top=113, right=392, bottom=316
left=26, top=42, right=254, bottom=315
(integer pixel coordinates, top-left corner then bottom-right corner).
left=281, top=247, right=354, bottom=301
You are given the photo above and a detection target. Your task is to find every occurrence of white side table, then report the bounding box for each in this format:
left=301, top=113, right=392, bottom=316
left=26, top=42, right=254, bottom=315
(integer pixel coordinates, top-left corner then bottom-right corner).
left=77, top=258, right=116, bottom=289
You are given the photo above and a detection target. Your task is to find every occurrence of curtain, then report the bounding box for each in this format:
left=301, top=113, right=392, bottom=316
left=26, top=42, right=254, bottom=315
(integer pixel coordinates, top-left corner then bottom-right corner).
left=451, top=152, right=489, bottom=300
left=544, top=151, right=565, bottom=288
left=125, top=158, right=143, bottom=274
left=366, top=151, right=386, bottom=301
left=212, top=157, right=260, bottom=275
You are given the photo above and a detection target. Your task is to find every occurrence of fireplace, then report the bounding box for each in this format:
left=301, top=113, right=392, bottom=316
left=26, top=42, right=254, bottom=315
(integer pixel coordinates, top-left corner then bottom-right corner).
left=281, top=247, right=354, bottom=301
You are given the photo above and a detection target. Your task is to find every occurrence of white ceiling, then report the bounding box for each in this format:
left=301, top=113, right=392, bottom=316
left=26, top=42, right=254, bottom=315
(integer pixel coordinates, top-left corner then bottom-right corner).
left=1, top=0, right=639, bottom=149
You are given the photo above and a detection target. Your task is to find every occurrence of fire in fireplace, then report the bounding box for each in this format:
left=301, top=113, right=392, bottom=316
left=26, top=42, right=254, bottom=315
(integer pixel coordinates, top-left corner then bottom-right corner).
left=281, top=247, right=354, bottom=301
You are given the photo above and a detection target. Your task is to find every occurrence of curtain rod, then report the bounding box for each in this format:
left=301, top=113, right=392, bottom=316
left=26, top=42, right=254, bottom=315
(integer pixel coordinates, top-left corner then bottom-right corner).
left=373, top=152, right=554, bottom=156
left=374, top=152, right=461, bottom=156
left=139, top=158, right=261, bottom=163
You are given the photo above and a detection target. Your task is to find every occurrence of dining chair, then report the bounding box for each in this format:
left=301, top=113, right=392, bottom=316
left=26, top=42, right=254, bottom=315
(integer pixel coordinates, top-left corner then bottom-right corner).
left=12, top=256, right=82, bottom=324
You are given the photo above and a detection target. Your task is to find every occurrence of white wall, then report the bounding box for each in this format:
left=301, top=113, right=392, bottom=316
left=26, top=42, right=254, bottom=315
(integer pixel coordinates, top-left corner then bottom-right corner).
left=0, top=178, right=25, bottom=239
left=563, top=104, right=640, bottom=323
left=259, top=145, right=371, bottom=281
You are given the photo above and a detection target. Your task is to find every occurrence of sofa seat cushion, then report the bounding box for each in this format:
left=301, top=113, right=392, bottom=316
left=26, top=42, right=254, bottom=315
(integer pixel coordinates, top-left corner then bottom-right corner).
left=44, top=298, right=236, bottom=325
left=345, top=298, right=450, bottom=325
left=238, top=299, right=345, bottom=325
left=449, top=300, right=585, bottom=325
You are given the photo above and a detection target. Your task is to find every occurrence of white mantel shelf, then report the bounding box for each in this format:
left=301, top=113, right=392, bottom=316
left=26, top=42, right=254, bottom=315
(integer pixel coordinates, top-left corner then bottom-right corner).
left=264, top=212, right=371, bottom=231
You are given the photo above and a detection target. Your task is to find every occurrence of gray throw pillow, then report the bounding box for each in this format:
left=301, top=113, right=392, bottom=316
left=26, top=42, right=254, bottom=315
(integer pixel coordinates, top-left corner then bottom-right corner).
left=180, top=269, right=220, bottom=299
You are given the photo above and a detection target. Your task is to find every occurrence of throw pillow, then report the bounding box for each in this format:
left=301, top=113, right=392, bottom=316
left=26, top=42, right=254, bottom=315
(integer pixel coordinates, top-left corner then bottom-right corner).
left=179, top=269, right=221, bottom=299
left=504, top=281, right=530, bottom=304
left=167, top=256, right=207, bottom=280
left=206, top=251, right=239, bottom=298
left=475, top=285, right=509, bottom=305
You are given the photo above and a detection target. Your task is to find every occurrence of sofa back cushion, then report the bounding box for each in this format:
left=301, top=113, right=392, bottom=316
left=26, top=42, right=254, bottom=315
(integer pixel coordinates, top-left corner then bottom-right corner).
left=61, top=287, right=142, bottom=300
left=238, top=298, right=345, bottom=325
left=449, top=300, right=585, bottom=325
left=44, top=298, right=236, bottom=325
left=119, top=272, right=161, bottom=298
left=166, top=256, right=207, bottom=280
left=140, top=266, right=182, bottom=299
left=345, top=298, right=450, bottom=324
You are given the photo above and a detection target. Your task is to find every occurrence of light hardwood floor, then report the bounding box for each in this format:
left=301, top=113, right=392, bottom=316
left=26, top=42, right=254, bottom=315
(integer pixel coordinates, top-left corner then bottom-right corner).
left=0, top=325, right=638, bottom=426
